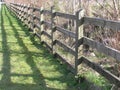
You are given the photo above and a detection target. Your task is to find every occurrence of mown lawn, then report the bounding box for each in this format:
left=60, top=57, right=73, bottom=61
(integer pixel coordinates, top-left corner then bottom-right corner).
left=0, top=5, right=79, bottom=90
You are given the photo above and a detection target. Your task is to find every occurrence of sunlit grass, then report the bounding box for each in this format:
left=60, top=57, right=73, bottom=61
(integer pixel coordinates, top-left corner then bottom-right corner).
left=0, top=5, right=78, bottom=90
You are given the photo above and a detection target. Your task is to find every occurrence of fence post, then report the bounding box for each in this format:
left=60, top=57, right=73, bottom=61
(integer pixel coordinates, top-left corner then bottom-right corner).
left=22, top=4, right=26, bottom=22
left=26, top=5, right=30, bottom=26
left=40, top=7, right=44, bottom=42
left=19, top=4, right=22, bottom=20
left=75, top=9, right=84, bottom=75
left=21, top=4, right=23, bottom=21
left=16, top=4, right=18, bottom=16
left=51, top=6, right=55, bottom=54
left=23, top=5, right=25, bottom=24
left=15, top=4, right=18, bottom=16
left=23, top=4, right=27, bottom=25
left=32, top=8, right=36, bottom=34
left=18, top=4, right=20, bottom=19
left=24, top=5, right=28, bottom=25
left=29, top=6, right=34, bottom=31
left=21, top=4, right=24, bottom=22
left=28, top=6, right=31, bottom=30
left=20, top=4, right=23, bottom=20
left=15, top=4, right=17, bottom=16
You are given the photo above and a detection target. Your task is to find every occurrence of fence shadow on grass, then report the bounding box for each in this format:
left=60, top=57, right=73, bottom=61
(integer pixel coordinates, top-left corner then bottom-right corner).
left=0, top=5, right=78, bottom=90
left=0, top=5, right=11, bottom=86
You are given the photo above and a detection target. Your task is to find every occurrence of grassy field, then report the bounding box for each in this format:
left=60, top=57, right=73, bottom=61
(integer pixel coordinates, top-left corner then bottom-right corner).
left=0, top=5, right=80, bottom=90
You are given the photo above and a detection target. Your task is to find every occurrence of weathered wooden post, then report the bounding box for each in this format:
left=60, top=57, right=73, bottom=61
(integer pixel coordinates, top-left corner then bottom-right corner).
left=51, top=6, right=55, bottom=54
left=33, top=8, right=37, bottom=36
left=18, top=4, right=22, bottom=20
left=20, top=4, right=23, bottom=20
left=24, top=5, right=27, bottom=24
left=29, top=6, right=34, bottom=31
left=16, top=4, right=19, bottom=17
left=23, top=5, right=26, bottom=23
left=75, top=9, right=84, bottom=75
left=32, top=8, right=35, bottom=34
left=40, top=7, right=44, bottom=41
left=24, top=5, right=28, bottom=25
left=18, top=4, right=20, bottom=19
left=21, top=4, right=23, bottom=21
left=16, top=4, right=17, bottom=16
left=26, top=4, right=30, bottom=26
left=15, top=4, right=18, bottom=16
left=22, top=4, right=26, bottom=22
left=10, top=3, right=13, bottom=14
left=21, top=4, right=24, bottom=22
left=28, top=6, right=31, bottom=30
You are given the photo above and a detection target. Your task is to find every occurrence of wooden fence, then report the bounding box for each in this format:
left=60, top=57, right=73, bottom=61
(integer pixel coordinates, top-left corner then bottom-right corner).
left=6, top=3, right=120, bottom=87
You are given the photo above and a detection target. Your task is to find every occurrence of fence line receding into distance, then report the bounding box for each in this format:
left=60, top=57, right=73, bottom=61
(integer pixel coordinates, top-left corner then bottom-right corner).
left=6, top=3, right=120, bottom=87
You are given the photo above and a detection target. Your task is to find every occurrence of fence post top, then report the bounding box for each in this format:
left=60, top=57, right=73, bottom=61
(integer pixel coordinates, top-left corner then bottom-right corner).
left=41, top=7, right=44, bottom=10
left=51, top=6, right=56, bottom=14
left=76, top=8, right=85, bottom=19
left=76, top=8, right=83, bottom=13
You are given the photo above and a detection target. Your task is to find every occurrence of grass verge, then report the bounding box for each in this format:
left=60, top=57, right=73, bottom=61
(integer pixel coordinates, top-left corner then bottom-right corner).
left=0, top=5, right=79, bottom=90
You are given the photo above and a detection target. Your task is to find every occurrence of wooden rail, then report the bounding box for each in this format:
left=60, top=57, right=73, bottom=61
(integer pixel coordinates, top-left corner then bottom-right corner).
left=7, top=3, right=120, bottom=87
left=83, top=37, right=120, bottom=62
left=84, top=17, right=120, bottom=30
left=41, top=31, right=52, bottom=39
left=56, top=26, right=76, bottom=38
left=54, top=40, right=76, bottom=56
left=55, top=12, right=76, bottom=20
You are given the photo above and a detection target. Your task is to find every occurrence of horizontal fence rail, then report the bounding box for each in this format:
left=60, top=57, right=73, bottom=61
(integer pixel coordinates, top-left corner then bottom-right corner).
left=56, top=26, right=76, bottom=38
left=6, top=3, right=120, bottom=87
left=55, top=12, right=76, bottom=20
left=83, top=37, right=120, bottom=62
left=84, top=17, right=120, bottom=30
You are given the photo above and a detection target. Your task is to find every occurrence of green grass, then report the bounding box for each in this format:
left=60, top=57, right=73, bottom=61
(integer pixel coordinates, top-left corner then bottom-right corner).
left=0, top=5, right=79, bottom=90
left=77, top=71, right=112, bottom=90
left=85, top=72, right=111, bottom=90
